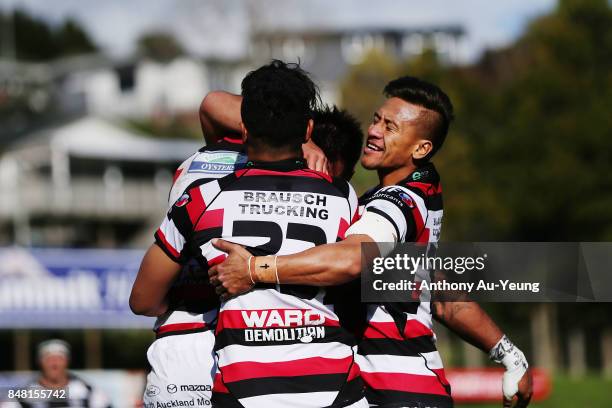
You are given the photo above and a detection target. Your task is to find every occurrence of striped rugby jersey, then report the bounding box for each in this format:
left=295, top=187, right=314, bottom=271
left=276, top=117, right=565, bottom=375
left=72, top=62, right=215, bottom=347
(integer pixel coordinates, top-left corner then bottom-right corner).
left=17, top=374, right=111, bottom=408
left=356, top=163, right=453, bottom=408
left=155, top=158, right=365, bottom=408
left=154, top=137, right=246, bottom=338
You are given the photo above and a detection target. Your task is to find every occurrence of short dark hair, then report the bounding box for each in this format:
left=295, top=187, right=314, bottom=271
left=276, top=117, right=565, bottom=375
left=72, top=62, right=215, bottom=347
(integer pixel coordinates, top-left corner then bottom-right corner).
left=241, top=60, right=320, bottom=152
left=312, top=105, right=363, bottom=180
left=383, top=76, right=454, bottom=159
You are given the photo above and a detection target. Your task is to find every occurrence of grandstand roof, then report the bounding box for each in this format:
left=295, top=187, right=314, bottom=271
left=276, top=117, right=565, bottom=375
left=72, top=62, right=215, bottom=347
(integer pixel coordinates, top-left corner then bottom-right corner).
left=8, top=116, right=201, bottom=163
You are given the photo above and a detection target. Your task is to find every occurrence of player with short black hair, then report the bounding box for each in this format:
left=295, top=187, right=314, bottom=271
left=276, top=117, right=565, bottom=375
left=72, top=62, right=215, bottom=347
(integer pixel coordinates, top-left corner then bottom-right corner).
left=132, top=59, right=368, bottom=408
left=312, top=105, right=363, bottom=180
left=136, top=66, right=364, bottom=405
left=382, top=76, right=453, bottom=161
left=138, top=104, right=362, bottom=407
left=240, top=59, right=321, bottom=153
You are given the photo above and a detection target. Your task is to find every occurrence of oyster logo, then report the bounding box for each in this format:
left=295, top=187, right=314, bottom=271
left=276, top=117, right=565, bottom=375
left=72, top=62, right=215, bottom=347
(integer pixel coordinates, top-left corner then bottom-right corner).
left=214, top=155, right=239, bottom=164
left=189, top=151, right=247, bottom=174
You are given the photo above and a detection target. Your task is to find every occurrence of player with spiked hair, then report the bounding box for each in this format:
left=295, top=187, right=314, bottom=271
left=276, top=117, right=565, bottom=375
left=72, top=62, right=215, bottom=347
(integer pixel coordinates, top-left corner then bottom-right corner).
left=210, top=76, right=533, bottom=408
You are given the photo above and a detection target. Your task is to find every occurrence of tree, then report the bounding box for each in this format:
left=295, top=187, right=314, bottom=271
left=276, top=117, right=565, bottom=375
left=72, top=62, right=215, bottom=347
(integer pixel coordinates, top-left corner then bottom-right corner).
left=54, top=18, right=97, bottom=56
left=459, top=0, right=612, bottom=241
left=341, top=0, right=612, bottom=241
left=339, top=49, right=399, bottom=129
left=137, top=31, right=184, bottom=63
left=0, top=10, right=97, bottom=61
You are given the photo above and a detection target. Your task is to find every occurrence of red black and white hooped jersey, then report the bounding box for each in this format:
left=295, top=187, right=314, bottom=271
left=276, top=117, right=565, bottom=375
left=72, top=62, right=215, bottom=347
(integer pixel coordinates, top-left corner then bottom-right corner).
left=154, top=137, right=247, bottom=338
left=155, top=159, right=364, bottom=408
left=356, top=163, right=452, bottom=408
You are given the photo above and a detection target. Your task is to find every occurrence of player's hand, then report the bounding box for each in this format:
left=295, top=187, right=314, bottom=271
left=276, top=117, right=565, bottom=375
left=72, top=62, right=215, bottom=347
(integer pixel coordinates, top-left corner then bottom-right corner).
left=302, top=139, right=330, bottom=174
left=209, top=239, right=253, bottom=301
left=502, top=369, right=533, bottom=407
left=490, top=335, right=531, bottom=407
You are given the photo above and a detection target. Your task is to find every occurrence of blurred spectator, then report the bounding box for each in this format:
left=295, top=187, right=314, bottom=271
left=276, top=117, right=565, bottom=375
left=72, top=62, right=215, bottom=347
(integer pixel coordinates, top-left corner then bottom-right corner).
left=10, top=339, right=112, bottom=408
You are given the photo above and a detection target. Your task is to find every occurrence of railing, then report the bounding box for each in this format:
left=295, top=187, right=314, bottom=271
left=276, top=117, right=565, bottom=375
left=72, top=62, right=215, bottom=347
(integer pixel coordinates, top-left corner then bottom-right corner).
left=0, top=177, right=170, bottom=219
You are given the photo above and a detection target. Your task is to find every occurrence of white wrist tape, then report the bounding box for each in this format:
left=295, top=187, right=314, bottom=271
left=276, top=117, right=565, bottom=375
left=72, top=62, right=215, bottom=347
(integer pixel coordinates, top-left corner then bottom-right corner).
left=489, top=335, right=529, bottom=400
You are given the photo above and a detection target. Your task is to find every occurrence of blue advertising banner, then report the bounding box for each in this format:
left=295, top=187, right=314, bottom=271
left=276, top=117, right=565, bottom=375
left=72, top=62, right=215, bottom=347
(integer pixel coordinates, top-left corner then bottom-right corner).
left=0, top=248, right=154, bottom=329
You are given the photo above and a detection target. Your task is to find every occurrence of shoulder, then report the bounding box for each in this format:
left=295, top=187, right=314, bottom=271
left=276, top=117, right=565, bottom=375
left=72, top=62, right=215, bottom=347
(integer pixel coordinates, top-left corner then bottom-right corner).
left=365, top=185, right=420, bottom=210
left=204, top=137, right=245, bottom=151
left=329, top=176, right=353, bottom=199
left=359, top=185, right=379, bottom=201
left=69, top=373, right=92, bottom=386
left=309, top=172, right=356, bottom=203
left=177, top=150, right=201, bottom=171
left=295, top=169, right=353, bottom=199
left=230, top=167, right=351, bottom=198
left=399, top=163, right=442, bottom=199
left=67, top=374, right=95, bottom=395
left=22, top=376, right=43, bottom=389
left=171, top=177, right=226, bottom=211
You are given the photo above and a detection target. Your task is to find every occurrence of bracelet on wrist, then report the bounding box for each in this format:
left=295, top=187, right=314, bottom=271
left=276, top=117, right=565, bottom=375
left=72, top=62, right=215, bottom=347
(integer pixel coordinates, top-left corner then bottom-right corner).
left=253, top=255, right=278, bottom=283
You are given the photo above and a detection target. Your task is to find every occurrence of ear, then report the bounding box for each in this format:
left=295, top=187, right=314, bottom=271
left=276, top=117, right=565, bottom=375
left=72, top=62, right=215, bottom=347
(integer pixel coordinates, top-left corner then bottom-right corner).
left=240, top=122, right=248, bottom=144
left=303, top=119, right=314, bottom=144
left=412, top=139, right=433, bottom=160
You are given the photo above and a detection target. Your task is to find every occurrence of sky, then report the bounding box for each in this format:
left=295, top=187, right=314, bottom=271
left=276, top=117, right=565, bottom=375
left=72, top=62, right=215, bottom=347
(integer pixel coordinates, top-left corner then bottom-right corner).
left=0, top=0, right=557, bottom=63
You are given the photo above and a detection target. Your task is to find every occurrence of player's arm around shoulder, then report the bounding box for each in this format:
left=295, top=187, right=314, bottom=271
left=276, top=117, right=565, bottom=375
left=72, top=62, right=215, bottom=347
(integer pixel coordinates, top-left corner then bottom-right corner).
left=209, top=228, right=375, bottom=302
left=294, top=182, right=419, bottom=284
left=210, top=181, right=380, bottom=298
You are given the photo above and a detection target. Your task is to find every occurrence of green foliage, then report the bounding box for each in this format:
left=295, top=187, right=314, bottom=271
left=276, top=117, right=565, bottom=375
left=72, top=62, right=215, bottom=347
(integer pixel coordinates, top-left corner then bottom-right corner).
left=55, top=18, right=98, bottom=57
left=341, top=1, right=612, bottom=241
left=0, top=10, right=97, bottom=61
left=137, top=31, right=185, bottom=62
left=350, top=165, right=379, bottom=196
left=339, top=49, right=399, bottom=129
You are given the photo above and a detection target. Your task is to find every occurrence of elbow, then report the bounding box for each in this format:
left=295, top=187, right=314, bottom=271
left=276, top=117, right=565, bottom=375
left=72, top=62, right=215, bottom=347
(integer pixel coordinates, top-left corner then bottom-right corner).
left=128, top=295, right=146, bottom=316
left=199, top=91, right=225, bottom=144
left=327, top=240, right=364, bottom=284
left=346, top=255, right=362, bottom=280
left=345, top=238, right=366, bottom=280
left=200, top=91, right=223, bottom=116
left=338, top=235, right=372, bottom=282
left=332, top=250, right=361, bottom=284
left=199, top=93, right=213, bottom=125
left=129, top=291, right=156, bottom=317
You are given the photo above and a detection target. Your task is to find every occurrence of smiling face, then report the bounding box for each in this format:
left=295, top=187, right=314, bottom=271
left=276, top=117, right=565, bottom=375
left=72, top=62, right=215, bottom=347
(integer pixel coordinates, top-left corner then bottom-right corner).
left=361, top=97, right=433, bottom=171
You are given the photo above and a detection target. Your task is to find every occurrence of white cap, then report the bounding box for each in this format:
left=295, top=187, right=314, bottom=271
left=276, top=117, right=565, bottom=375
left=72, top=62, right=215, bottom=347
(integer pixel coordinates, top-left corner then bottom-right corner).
left=38, top=339, right=70, bottom=360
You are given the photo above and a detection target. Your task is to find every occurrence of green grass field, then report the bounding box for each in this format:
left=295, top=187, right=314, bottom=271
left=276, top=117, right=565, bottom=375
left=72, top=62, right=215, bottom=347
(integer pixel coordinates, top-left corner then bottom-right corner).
left=458, top=375, right=612, bottom=408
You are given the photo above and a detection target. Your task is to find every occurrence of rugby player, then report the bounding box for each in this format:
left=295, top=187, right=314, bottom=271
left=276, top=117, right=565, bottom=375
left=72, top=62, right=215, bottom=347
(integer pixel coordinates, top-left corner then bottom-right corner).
left=132, top=96, right=362, bottom=405
left=11, top=339, right=111, bottom=408
left=210, top=76, right=533, bottom=408
left=131, top=60, right=367, bottom=407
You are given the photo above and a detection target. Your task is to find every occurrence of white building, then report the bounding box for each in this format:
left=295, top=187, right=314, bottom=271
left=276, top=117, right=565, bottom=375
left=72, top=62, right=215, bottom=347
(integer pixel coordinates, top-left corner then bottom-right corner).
left=0, top=116, right=201, bottom=247
left=56, top=56, right=209, bottom=118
